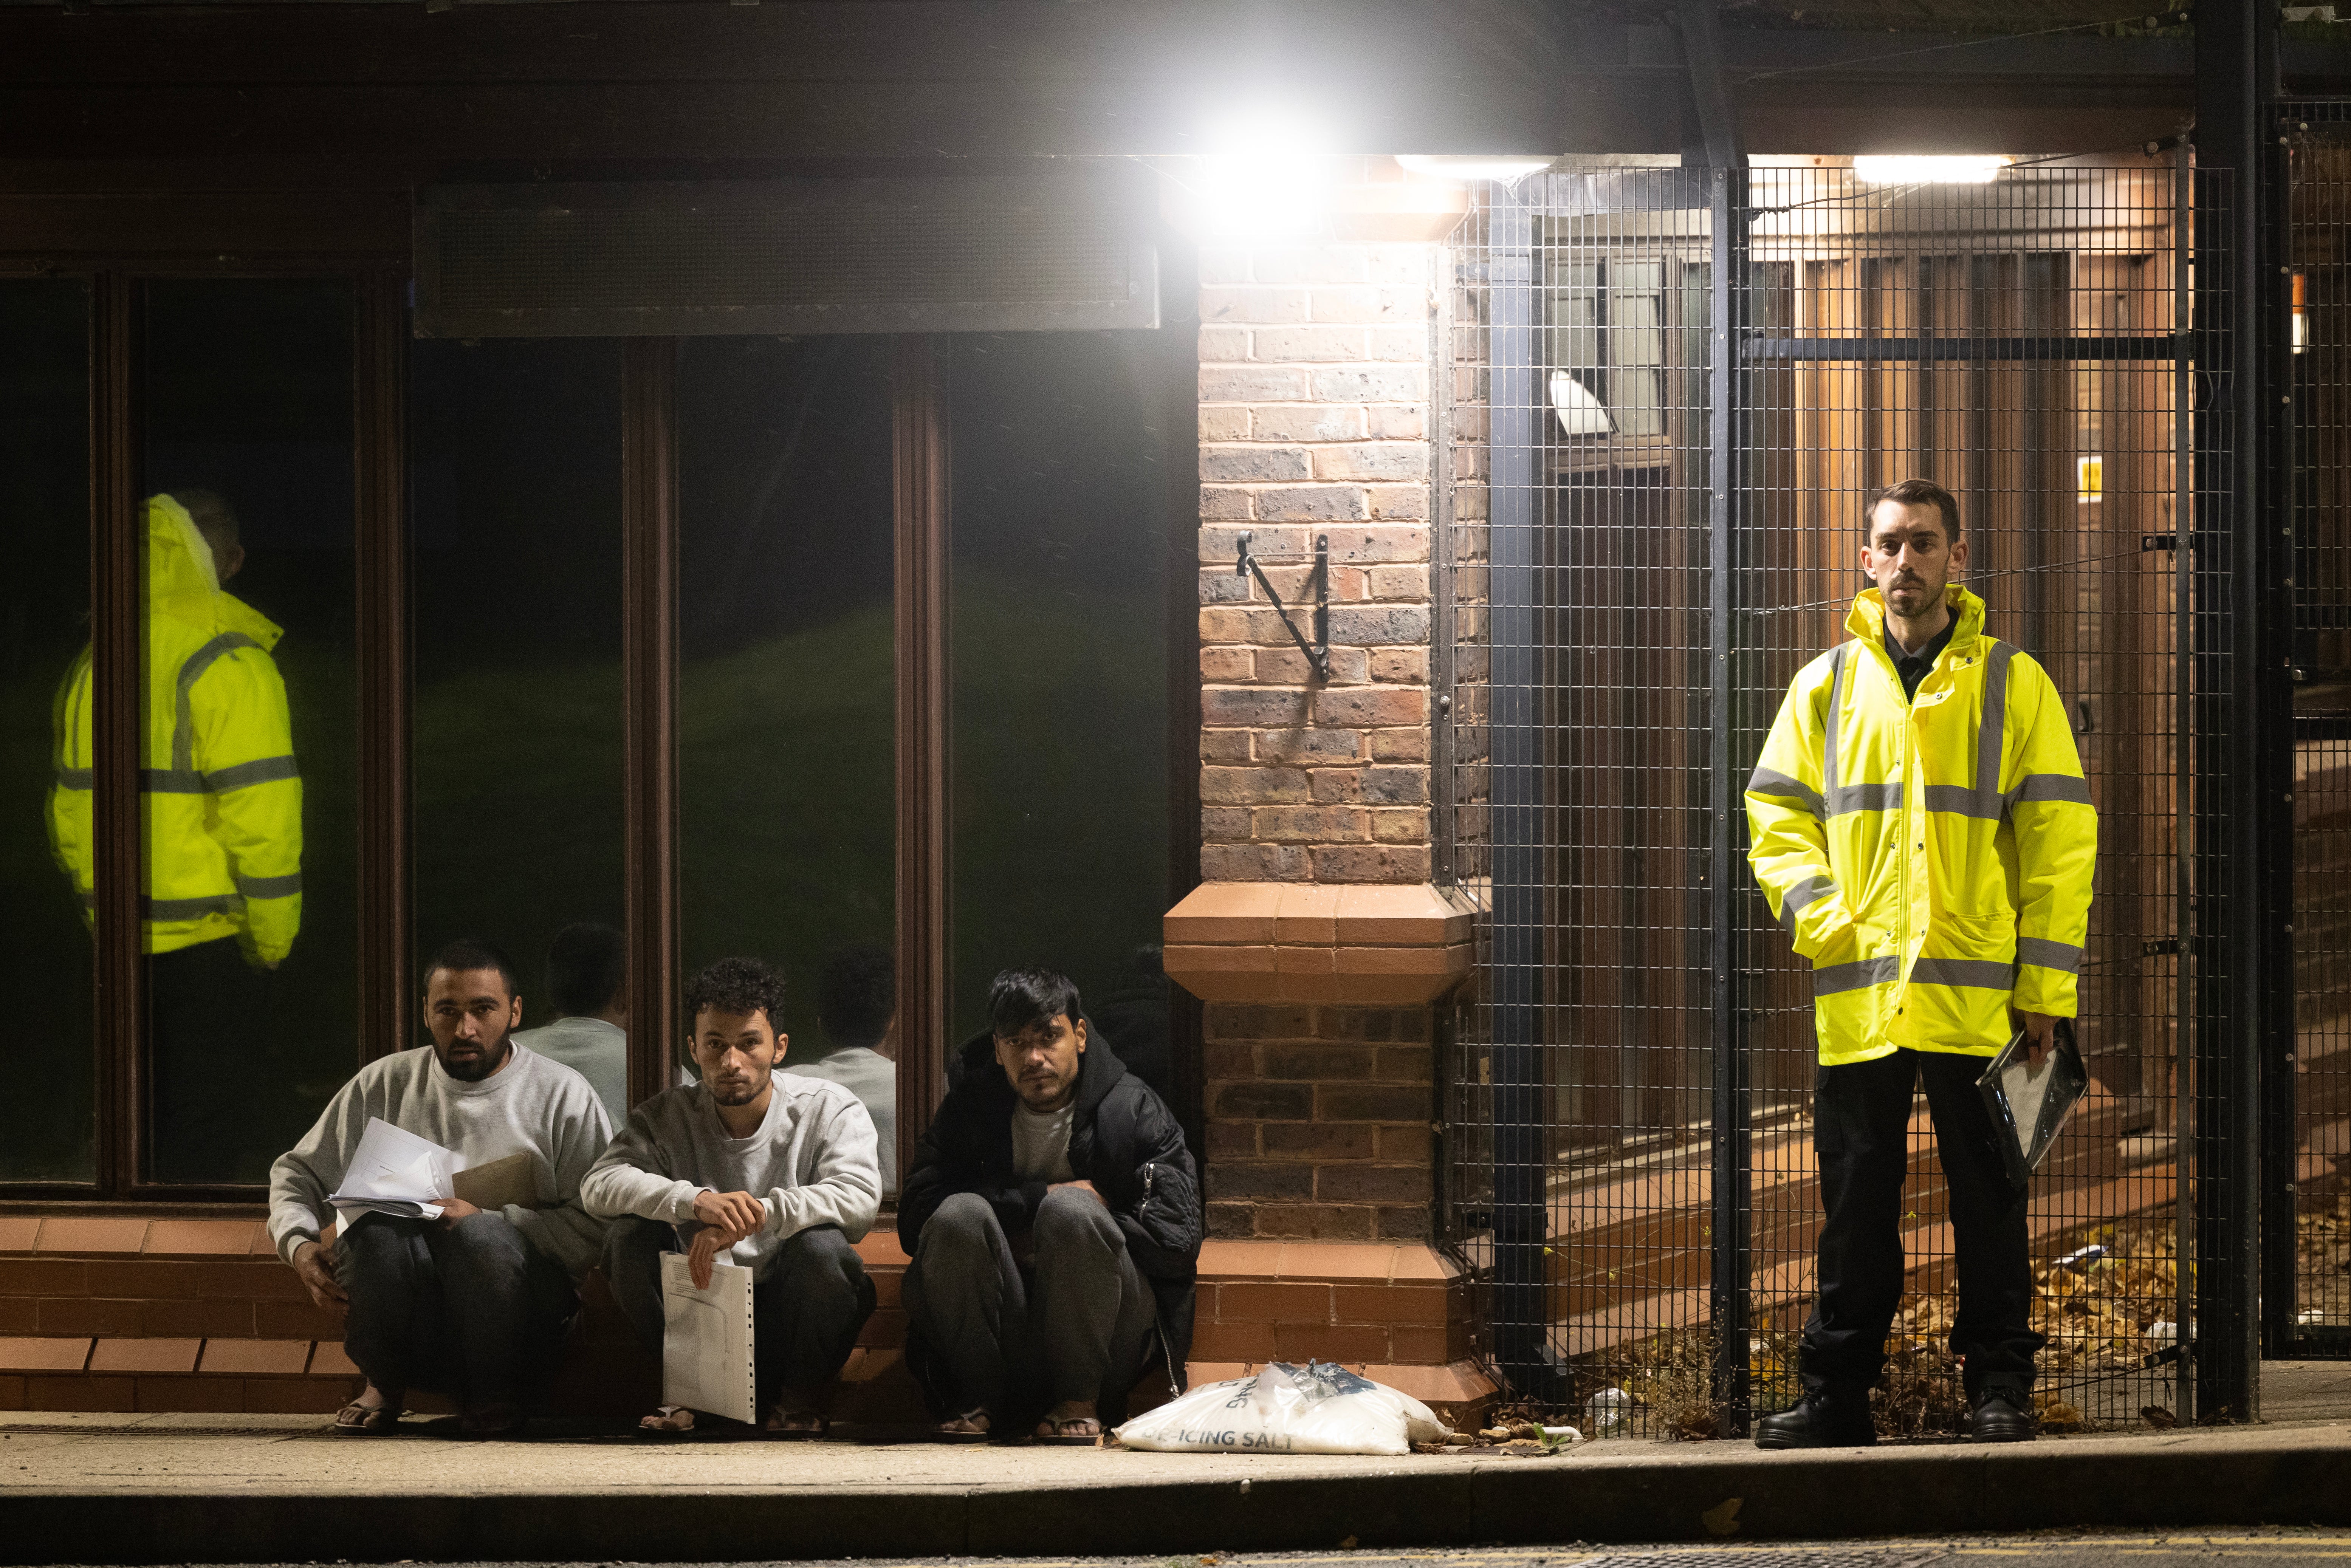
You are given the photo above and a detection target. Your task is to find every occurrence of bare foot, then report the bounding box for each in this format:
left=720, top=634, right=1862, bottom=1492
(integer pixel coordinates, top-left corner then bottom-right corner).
left=639, top=1404, right=696, bottom=1433
left=937, top=1408, right=991, bottom=1437
left=763, top=1390, right=827, bottom=1435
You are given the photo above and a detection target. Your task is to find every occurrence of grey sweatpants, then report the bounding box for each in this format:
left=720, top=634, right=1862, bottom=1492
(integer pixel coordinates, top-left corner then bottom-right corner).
left=602, top=1216, right=876, bottom=1405
left=902, top=1187, right=1158, bottom=1421
left=335, top=1210, right=579, bottom=1411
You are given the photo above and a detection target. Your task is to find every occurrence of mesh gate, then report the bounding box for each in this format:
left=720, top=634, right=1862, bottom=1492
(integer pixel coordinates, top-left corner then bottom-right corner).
left=2284, top=107, right=2351, bottom=1360
left=1440, top=157, right=2215, bottom=1436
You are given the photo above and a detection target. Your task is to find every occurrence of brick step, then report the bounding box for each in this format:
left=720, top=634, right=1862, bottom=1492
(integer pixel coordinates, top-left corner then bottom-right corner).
left=0, top=1226, right=1496, bottom=1424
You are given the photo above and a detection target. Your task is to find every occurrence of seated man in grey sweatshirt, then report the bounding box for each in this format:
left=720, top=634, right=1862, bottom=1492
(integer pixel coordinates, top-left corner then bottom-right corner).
left=268, top=938, right=615, bottom=1437
left=582, top=955, right=881, bottom=1435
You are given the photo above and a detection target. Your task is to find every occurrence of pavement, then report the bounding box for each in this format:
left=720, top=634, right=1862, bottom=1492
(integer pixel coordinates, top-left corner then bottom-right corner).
left=3, top=1365, right=2349, bottom=1564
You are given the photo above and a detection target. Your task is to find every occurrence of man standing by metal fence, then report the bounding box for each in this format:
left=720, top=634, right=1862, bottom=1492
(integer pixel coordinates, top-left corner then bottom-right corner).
left=1744, top=478, right=2098, bottom=1447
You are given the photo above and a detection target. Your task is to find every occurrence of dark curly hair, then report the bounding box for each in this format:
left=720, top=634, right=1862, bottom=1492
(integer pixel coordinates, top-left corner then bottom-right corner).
left=684, top=955, right=788, bottom=1033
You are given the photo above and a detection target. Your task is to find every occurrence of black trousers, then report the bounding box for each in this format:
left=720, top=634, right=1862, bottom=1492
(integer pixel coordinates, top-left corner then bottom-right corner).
left=602, top=1216, right=877, bottom=1407
left=1799, top=1047, right=2044, bottom=1399
left=336, top=1211, right=580, bottom=1411
left=148, top=937, right=271, bottom=1185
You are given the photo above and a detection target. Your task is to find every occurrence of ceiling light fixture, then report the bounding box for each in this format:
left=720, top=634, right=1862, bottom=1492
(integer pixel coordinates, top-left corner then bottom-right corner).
left=1851, top=154, right=2012, bottom=185
left=1395, top=154, right=1558, bottom=183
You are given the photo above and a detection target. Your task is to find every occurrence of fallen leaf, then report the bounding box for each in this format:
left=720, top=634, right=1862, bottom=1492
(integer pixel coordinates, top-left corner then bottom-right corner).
left=1700, top=1497, right=1743, bottom=1537
left=2140, top=1405, right=2178, bottom=1430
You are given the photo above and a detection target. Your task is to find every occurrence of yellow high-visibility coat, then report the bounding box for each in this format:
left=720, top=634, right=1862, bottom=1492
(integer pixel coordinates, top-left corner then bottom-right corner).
left=1744, top=584, right=2095, bottom=1066
left=48, top=495, right=302, bottom=965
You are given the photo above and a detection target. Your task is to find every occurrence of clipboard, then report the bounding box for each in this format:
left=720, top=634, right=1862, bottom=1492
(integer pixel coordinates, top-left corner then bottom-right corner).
left=1975, top=1017, right=2089, bottom=1193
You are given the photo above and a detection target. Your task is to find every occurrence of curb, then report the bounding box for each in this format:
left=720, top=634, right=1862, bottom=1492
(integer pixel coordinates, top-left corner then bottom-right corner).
left=5, top=1436, right=2350, bottom=1562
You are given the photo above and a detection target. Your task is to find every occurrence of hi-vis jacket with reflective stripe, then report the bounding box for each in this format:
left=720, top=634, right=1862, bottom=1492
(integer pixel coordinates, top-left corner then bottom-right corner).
left=1744, top=584, right=2095, bottom=1067
left=48, top=495, right=302, bottom=964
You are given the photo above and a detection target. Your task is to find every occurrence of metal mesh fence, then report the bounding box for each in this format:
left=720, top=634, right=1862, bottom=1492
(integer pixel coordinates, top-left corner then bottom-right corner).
left=2286, top=112, right=2351, bottom=1360
left=1442, top=156, right=2208, bottom=1437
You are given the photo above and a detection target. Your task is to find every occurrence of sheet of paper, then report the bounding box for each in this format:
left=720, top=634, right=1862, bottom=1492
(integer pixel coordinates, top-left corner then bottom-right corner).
left=660, top=1250, right=757, bottom=1425
left=328, top=1118, right=455, bottom=1224
left=1998, top=1055, right=2055, bottom=1161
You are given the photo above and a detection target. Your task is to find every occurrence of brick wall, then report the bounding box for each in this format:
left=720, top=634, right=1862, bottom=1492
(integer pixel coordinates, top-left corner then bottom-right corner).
left=1202, top=1001, right=1437, bottom=1242
left=1197, top=243, right=1437, bottom=888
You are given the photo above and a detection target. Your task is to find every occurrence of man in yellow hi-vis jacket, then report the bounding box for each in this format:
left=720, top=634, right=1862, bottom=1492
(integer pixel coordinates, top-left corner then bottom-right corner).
left=50, top=491, right=302, bottom=1181
left=1745, top=478, right=2096, bottom=1449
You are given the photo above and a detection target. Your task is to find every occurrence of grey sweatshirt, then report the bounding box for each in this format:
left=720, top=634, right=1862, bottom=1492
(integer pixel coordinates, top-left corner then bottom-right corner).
left=785, top=1046, right=897, bottom=1190
left=580, top=1074, right=880, bottom=1278
left=266, top=1043, right=615, bottom=1279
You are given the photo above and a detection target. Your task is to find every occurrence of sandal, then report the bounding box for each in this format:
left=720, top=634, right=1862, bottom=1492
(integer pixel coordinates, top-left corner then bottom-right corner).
left=332, top=1397, right=401, bottom=1435
left=763, top=1404, right=829, bottom=1439
left=1031, top=1414, right=1103, bottom=1446
left=933, top=1408, right=992, bottom=1442
left=639, top=1404, right=697, bottom=1435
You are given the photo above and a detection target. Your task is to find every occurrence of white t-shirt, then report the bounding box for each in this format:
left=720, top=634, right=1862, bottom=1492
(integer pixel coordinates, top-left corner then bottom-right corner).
left=1010, top=1100, right=1076, bottom=1184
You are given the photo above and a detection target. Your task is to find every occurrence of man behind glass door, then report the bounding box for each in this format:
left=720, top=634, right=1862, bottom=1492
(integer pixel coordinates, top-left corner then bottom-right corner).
left=48, top=491, right=303, bottom=1182
left=511, top=921, right=630, bottom=1131
left=787, top=943, right=898, bottom=1190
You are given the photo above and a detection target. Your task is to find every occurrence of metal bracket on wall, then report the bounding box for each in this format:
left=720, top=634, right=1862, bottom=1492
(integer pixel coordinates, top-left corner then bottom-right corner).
left=1235, top=530, right=1331, bottom=680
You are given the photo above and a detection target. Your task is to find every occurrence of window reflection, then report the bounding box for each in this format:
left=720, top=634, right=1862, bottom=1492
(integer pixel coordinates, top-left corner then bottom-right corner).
left=7, top=280, right=94, bottom=1182
left=138, top=280, right=357, bottom=1185
left=948, top=333, right=1172, bottom=1103
left=410, top=339, right=626, bottom=1091
left=678, top=336, right=897, bottom=1184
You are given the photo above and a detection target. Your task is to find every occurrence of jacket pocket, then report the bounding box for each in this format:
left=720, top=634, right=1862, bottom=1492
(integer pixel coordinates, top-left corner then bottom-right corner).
left=1935, top=910, right=2018, bottom=964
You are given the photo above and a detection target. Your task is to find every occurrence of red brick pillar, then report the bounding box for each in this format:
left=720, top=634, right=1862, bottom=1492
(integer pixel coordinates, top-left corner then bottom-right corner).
left=1164, top=230, right=1490, bottom=1419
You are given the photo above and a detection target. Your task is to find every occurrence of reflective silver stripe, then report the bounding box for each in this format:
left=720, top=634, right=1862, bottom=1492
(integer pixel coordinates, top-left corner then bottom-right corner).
left=1780, top=873, right=1837, bottom=934
left=1978, top=641, right=2014, bottom=812
left=54, top=767, right=93, bottom=790
left=173, top=633, right=260, bottom=774
left=1814, top=954, right=1899, bottom=996
left=76, top=891, right=247, bottom=920
left=1748, top=766, right=1824, bottom=817
left=205, top=755, right=300, bottom=793
left=235, top=872, right=303, bottom=899
left=142, top=894, right=243, bottom=921
left=141, top=768, right=209, bottom=794
left=2018, top=936, right=2084, bottom=974
left=1827, top=782, right=1902, bottom=816
left=1821, top=644, right=1850, bottom=804
left=1910, top=956, right=2018, bottom=991
left=1922, top=782, right=2004, bottom=820
left=2009, top=773, right=2094, bottom=808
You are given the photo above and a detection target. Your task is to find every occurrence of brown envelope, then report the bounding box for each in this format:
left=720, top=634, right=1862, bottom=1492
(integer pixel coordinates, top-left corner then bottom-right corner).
left=451, top=1151, right=542, bottom=1211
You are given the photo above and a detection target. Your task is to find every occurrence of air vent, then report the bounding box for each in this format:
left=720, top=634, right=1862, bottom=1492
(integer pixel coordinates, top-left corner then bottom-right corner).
left=415, top=173, right=1159, bottom=337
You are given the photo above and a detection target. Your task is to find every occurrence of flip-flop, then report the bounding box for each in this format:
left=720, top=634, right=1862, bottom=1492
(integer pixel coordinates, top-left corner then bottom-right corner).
left=763, top=1408, right=829, bottom=1440
left=1030, top=1417, right=1103, bottom=1447
left=331, top=1399, right=401, bottom=1435
left=931, top=1409, right=993, bottom=1443
left=638, top=1404, right=697, bottom=1436
left=458, top=1404, right=526, bottom=1439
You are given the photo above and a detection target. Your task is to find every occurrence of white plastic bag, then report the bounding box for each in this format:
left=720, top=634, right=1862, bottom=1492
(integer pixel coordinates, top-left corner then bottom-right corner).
left=1114, top=1360, right=1452, bottom=1456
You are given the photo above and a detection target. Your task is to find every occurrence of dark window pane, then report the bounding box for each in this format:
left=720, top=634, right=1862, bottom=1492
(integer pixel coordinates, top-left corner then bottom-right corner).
left=948, top=334, right=1172, bottom=1102
left=679, top=336, right=897, bottom=1177
left=5, top=280, right=94, bottom=1183
left=411, top=339, right=624, bottom=1093
left=141, top=279, right=356, bottom=1186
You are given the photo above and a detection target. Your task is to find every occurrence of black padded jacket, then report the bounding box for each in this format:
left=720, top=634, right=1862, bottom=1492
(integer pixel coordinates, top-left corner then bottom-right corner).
left=897, top=1024, right=1201, bottom=1416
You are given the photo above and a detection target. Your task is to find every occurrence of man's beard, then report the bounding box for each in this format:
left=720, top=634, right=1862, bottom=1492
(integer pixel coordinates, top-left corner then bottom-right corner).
left=712, top=1075, right=767, bottom=1108
left=439, top=1034, right=512, bottom=1082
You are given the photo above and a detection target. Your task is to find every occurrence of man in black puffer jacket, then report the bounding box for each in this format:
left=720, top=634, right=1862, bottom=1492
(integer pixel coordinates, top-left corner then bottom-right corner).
left=898, top=966, right=1200, bottom=1441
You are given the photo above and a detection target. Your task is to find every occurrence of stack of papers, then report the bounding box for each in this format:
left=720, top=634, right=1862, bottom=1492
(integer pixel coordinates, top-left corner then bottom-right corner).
left=329, top=1119, right=456, bottom=1224
left=325, top=1118, right=545, bottom=1224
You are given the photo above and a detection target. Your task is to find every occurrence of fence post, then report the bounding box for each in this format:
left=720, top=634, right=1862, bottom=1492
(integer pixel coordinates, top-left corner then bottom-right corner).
left=1488, top=185, right=1549, bottom=1396
left=2190, top=0, right=2278, bottom=1421
left=1706, top=164, right=1753, bottom=1435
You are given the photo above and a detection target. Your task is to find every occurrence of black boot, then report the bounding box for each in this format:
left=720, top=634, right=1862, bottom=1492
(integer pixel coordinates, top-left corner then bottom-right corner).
left=1753, top=1387, right=1877, bottom=1449
left=1962, top=1386, right=2037, bottom=1443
